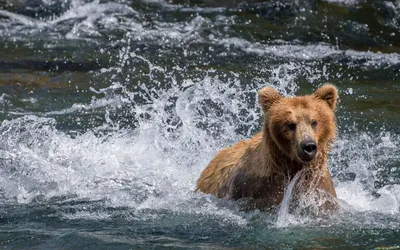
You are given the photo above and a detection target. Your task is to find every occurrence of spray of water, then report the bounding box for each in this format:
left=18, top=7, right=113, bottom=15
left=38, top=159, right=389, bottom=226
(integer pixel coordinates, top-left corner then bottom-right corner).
left=0, top=0, right=399, bottom=230
left=276, top=170, right=303, bottom=227
left=2, top=56, right=398, bottom=228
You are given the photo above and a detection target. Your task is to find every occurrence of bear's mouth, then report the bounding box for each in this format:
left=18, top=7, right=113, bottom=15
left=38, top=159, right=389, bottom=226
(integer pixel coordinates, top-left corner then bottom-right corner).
left=296, top=153, right=316, bottom=163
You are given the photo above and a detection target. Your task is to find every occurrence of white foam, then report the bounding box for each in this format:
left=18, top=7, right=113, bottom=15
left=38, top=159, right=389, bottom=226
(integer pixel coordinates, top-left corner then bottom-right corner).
left=332, top=131, right=400, bottom=216
left=0, top=74, right=254, bottom=225
left=337, top=182, right=399, bottom=214
left=0, top=9, right=45, bottom=27
left=213, top=37, right=400, bottom=67
left=141, top=0, right=226, bottom=13
left=323, top=0, right=361, bottom=5
left=0, top=0, right=137, bottom=39
left=0, top=93, right=10, bottom=104
left=276, top=170, right=303, bottom=227
left=1, top=1, right=398, bottom=70
left=2, top=51, right=399, bottom=227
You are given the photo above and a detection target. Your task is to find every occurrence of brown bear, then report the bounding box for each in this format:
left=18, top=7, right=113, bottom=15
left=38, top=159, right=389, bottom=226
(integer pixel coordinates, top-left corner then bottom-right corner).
left=196, top=84, right=339, bottom=212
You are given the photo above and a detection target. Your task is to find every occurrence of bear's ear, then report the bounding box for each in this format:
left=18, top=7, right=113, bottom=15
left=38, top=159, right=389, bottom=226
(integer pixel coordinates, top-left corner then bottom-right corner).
left=314, top=84, right=338, bottom=110
left=258, top=86, right=282, bottom=112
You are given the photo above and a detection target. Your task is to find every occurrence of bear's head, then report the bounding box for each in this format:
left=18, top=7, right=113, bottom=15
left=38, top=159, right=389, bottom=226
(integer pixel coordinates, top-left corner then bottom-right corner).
left=258, top=85, right=338, bottom=163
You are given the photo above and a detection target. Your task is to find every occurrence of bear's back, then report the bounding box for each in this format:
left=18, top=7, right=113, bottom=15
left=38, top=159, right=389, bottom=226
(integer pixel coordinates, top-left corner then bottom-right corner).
left=195, top=136, right=256, bottom=197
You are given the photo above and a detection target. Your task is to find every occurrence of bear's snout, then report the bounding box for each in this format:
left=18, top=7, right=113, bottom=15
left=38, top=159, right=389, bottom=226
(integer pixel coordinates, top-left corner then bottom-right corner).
left=298, top=139, right=317, bottom=162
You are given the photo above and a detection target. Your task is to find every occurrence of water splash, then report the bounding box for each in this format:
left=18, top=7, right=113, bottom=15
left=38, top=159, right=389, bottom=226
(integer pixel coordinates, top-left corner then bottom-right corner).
left=213, top=37, right=400, bottom=68
left=0, top=1, right=399, bottom=230
left=0, top=0, right=398, bottom=71
left=1, top=45, right=399, bottom=228
left=0, top=0, right=138, bottom=39
left=276, top=170, right=303, bottom=227
left=333, top=131, right=400, bottom=215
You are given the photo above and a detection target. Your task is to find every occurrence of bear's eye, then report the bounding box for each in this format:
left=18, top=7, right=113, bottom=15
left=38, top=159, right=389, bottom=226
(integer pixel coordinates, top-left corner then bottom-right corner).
left=287, top=123, right=296, bottom=131
left=311, top=120, right=318, bottom=128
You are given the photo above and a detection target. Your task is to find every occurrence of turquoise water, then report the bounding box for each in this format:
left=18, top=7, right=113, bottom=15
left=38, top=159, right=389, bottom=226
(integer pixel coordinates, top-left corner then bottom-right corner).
left=0, top=0, right=399, bottom=248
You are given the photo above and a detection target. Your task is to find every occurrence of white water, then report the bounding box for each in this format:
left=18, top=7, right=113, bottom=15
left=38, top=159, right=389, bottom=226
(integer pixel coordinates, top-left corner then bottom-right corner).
left=1, top=59, right=399, bottom=228
left=276, top=170, right=303, bottom=227
left=0, top=0, right=399, bottom=70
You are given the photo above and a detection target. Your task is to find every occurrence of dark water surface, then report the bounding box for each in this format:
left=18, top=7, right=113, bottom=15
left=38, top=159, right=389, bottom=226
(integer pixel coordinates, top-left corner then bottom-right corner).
left=0, top=0, right=399, bottom=249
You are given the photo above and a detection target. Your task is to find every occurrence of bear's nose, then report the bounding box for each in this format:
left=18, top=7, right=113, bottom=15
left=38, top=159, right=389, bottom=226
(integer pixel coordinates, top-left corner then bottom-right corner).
left=301, top=140, right=317, bottom=156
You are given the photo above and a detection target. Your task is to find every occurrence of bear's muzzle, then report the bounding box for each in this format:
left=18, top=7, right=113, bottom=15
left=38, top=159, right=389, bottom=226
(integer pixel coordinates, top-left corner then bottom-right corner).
left=297, top=139, right=317, bottom=162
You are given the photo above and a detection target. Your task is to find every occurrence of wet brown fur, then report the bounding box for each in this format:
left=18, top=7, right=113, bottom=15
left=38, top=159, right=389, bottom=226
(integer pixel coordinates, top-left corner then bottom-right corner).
left=196, top=84, right=339, bottom=211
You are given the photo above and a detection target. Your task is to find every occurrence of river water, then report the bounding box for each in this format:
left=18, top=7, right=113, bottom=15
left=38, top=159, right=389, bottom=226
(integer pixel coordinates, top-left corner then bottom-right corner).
left=0, top=0, right=399, bottom=249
